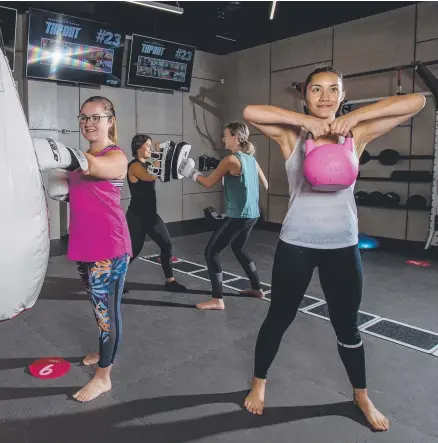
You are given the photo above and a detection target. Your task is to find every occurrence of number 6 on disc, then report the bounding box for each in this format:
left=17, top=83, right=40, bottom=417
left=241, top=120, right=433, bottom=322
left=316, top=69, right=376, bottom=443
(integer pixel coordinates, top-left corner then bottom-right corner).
left=29, top=357, right=71, bottom=379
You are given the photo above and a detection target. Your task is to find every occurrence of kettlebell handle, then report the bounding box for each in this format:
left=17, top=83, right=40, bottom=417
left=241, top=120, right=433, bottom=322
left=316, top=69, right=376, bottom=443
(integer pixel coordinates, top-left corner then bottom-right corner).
left=306, top=131, right=353, bottom=140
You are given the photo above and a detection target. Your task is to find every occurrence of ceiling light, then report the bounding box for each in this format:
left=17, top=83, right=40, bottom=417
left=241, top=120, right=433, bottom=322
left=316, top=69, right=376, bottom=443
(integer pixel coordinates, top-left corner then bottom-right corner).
left=216, top=35, right=237, bottom=42
left=270, top=1, right=277, bottom=20
left=125, top=1, right=184, bottom=15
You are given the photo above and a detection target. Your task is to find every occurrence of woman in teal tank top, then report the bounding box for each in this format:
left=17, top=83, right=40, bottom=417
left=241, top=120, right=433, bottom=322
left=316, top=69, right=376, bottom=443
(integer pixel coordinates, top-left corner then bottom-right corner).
left=179, top=122, right=269, bottom=311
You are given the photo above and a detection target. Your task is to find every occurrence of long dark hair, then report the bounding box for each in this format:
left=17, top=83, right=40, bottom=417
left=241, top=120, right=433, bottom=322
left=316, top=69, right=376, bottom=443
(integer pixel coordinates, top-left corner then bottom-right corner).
left=80, top=96, right=118, bottom=144
left=302, top=66, right=345, bottom=117
left=131, top=134, right=152, bottom=158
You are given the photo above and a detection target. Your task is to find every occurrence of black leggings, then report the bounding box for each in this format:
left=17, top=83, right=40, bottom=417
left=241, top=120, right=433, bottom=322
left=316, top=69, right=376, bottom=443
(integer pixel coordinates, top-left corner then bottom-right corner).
left=205, top=217, right=261, bottom=299
left=254, top=240, right=366, bottom=389
left=126, top=209, right=173, bottom=279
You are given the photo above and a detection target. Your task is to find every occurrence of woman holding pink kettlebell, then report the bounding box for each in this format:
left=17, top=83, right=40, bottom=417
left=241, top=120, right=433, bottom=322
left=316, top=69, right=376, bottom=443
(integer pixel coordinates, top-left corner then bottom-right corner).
left=242, top=66, right=425, bottom=431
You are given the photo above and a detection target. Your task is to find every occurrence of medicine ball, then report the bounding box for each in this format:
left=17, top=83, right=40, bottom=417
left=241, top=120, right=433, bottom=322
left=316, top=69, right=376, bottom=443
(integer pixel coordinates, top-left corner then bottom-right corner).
left=379, top=149, right=400, bottom=166
left=355, top=191, right=369, bottom=205
left=369, top=191, right=385, bottom=206
left=384, top=192, right=401, bottom=207
left=360, top=150, right=371, bottom=165
left=406, top=195, right=427, bottom=209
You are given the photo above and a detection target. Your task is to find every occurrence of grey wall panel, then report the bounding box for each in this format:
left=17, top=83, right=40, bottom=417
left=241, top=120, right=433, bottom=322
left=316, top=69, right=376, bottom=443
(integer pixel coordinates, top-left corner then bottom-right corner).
left=271, top=27, right=333, bottom=72
left=136, top=89, right=183, bottom=136
left=358, top=206, right=407, bottom=239
left=15, top=13, right=25, bottom=52
left=344, top=70, right=414, bottom=101
left=409, top=159, right=433, bottom=174
left=251, top=134, right=270, bottom=221
left=27, top=80, right=58, bottom=130
left=270, top=64, right=318, bottom=111
left=333, top=6, right=416, bottom=75
left=183, top=77, right=224, bottom=195
left=407, top=212, right=430, bottom=242
left=268, top=143, right=288, bottom=196
left=57, top=85, right=80, bottom=131
left=183, top=191, right=223, bottom=221
left=416, top=1, right=438, bottom=42
left=268, top=195, right=288, bottom=224
left=193, top=50, right=222, bottom=82
left=223, top=44, right=270, bottom=126
left=411, top=100, right=436, bottom=156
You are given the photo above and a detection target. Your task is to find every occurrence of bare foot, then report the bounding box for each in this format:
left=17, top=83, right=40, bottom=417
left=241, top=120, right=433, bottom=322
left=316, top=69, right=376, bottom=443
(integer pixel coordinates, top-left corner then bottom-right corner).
left=196, top=299, right=225, bottom=310
left=240, top=288, right=264, bottom=298
left=354, top=390, right=390, bottom=431
left=73, top=375, right=111, bottom=402
left=83, top=352, right=99, bottom=366
left=244, top=377, right=266, bottom=415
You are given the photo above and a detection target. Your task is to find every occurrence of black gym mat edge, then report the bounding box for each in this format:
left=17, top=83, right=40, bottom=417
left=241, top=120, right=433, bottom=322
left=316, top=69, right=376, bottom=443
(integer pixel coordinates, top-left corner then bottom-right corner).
left=361, top=318, right=438, bottom=353
left=139, top=255, right=438, bottom=356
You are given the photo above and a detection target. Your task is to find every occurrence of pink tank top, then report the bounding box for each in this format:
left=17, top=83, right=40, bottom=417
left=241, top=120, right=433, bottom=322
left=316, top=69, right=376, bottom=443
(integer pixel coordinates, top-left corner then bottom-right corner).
left=67, top=145, right=132, bottom=262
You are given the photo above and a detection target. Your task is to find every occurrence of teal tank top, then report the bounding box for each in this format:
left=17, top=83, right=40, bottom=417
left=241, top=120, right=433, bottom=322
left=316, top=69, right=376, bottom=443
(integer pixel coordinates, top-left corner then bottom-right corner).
left=223, top=152, right=260, bottom=219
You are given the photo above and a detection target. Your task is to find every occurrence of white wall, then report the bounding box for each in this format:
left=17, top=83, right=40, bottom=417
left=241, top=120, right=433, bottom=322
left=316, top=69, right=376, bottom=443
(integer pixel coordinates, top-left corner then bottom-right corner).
left=15, top=13, right=225, bottom=240
left=223, top=2, right=438, bottom=243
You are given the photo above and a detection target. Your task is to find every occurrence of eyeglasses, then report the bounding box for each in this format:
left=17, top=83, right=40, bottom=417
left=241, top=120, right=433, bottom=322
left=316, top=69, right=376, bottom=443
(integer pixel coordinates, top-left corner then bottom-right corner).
left=78, top=114, right=113, bottom=124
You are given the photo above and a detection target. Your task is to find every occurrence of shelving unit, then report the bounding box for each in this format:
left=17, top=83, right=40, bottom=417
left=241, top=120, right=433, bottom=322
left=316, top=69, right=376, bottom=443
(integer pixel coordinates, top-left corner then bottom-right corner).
left=357, top=203, right=431, bottom=211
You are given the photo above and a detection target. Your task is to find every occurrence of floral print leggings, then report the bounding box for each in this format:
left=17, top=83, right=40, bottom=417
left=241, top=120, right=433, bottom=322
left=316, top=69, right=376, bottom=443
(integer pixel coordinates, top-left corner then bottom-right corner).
left=76, top=254, right=129, bottom=368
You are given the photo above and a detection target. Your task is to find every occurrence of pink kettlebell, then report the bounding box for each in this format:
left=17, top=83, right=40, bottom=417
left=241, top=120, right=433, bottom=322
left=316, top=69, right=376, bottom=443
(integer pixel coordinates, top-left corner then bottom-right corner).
left=303, top=131, right=359, bottom=192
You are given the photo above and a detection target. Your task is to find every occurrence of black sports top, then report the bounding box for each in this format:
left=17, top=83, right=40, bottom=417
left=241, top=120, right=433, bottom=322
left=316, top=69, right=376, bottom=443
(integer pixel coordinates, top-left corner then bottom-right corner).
left=127, top=159, right=157, bottom=217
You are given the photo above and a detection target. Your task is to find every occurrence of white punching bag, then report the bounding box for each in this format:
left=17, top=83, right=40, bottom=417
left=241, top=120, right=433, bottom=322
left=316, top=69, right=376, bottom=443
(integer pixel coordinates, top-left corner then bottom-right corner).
left=0, top=48, right=50, bottom=321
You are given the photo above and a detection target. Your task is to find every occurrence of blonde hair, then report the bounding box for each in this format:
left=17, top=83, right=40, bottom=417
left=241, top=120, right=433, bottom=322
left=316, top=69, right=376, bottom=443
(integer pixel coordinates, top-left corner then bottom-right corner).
left=81, top=96, right=118, bottom=145
left=225, top=121, right=255, bottom=155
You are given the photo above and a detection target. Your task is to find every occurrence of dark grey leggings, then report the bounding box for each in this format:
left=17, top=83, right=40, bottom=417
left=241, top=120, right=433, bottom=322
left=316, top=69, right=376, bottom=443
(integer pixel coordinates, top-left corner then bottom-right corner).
left=126, top=210, right=173, bottom=279
left=205, top=217, right=261, bottom=299
left=254, top=240, right=366, bottom=389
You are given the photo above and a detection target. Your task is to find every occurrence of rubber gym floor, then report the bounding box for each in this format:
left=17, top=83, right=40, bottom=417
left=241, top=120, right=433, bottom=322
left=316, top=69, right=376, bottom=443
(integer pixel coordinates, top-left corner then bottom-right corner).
left=1, top=230, right=438, bottom=443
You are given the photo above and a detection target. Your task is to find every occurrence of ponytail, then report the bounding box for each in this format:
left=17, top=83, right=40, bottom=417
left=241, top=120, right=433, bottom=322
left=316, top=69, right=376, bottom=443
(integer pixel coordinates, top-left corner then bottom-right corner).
left=109, top=119, right=118, bottom=145
left=240, top=139, right=255, bottom=155
left=225, top=121, right=255, bottom=156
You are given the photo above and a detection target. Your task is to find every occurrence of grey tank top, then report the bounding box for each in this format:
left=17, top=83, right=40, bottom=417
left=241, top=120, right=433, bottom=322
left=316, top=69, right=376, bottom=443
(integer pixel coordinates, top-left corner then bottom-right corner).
left=279, top=129, right=359, bottom=249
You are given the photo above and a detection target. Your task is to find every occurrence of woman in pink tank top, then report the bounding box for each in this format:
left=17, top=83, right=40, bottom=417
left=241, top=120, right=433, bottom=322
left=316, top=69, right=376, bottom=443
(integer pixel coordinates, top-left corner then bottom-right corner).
left=68, top=96, right=132, bottom=403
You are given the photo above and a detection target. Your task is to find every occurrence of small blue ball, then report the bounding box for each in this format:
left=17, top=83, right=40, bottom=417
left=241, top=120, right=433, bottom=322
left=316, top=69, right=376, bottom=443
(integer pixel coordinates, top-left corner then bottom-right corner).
left=358, top=233, right=379, bottom=250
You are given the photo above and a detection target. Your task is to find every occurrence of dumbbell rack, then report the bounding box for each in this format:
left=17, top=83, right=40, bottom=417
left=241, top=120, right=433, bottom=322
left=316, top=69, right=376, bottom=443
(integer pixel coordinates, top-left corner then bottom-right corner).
left=425, top=110, right=438, bottom=249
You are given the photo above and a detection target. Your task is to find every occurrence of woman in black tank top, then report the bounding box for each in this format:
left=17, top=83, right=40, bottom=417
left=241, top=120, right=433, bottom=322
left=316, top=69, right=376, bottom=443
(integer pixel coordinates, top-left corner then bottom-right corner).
left=125, top=134, right=186, bottom=293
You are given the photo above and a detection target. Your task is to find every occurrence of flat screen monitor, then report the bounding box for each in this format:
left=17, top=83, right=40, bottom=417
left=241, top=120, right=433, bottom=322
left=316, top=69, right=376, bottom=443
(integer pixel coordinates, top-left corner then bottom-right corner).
left=127, top=34, right=195, bottom=92
left=26, top=8, right=124, bottom=87
left=0, top=6, right=17, bottom=71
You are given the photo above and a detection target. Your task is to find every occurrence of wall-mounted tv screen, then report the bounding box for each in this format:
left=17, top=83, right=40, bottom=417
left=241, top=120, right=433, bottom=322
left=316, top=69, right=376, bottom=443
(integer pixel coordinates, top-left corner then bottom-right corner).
left=26, top=8, right=124, bottom=87
left=127, top=34, right=195, bottom=92
left=0, top=6, right=17, bottom=71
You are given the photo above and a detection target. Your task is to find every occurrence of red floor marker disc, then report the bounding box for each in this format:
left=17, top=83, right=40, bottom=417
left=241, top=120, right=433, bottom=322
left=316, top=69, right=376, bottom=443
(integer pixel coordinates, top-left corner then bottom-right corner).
left=157, top=256, right=178, bottom=263
left=29, top=357, right=71, bottom=379
left=405, top=260, right=431, bottom=268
